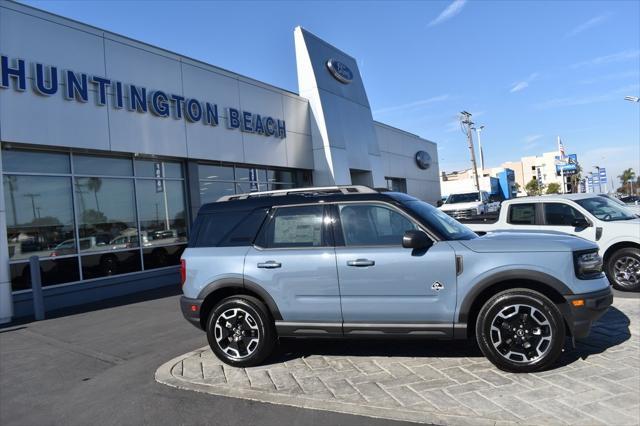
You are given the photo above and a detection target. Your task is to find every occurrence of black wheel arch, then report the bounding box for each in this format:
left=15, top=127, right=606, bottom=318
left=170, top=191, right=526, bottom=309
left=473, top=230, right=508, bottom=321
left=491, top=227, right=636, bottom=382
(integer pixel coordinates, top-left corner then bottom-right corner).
left=603, top=242, right=640, bottom=264
left=458, top=269, right=570, bottom=338
left=197, top=278, right=282, bottom=330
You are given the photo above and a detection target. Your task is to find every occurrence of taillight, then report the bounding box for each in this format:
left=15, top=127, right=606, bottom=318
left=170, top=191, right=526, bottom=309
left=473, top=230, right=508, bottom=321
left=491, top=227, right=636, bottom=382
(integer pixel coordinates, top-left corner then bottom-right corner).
left=180, top=259, right=186, bottom=286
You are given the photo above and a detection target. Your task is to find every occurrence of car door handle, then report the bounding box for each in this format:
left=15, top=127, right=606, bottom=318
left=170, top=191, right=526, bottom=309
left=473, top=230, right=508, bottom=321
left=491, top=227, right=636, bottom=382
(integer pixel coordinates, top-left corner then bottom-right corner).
left=257, top=261, right=281, bottom=269
left=347, top=259, right=375, bottom=267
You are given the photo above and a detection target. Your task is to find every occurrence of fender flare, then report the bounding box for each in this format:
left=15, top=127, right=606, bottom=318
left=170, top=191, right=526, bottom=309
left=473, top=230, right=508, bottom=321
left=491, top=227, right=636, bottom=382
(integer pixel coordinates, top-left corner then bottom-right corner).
left=198, top=278, right=283, bottom=320
left=457, top=269, right=572, bottom=323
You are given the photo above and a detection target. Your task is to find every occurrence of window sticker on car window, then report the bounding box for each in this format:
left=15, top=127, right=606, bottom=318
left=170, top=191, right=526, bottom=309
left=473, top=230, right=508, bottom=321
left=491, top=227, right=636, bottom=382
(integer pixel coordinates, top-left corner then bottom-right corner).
left=273, top=214, right=322, bottom=245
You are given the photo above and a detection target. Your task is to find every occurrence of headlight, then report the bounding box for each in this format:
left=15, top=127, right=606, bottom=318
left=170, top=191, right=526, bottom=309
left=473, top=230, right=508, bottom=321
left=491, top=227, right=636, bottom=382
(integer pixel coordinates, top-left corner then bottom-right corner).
left=573, top=250, right=603, bottom=279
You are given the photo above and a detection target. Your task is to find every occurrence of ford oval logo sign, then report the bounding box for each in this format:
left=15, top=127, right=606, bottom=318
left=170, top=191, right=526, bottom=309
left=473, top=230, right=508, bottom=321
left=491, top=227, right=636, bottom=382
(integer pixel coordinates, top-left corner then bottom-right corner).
left=326, top=59, right=353, bottom=84
left=415, top=151, right=431, bottom=170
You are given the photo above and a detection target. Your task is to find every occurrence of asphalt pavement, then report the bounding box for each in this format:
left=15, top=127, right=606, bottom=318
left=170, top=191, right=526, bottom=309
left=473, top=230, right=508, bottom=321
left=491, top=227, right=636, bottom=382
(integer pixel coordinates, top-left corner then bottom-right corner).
left=0, top=286, right=419, bottom=426
left=0, top=285, right=635, bottom=426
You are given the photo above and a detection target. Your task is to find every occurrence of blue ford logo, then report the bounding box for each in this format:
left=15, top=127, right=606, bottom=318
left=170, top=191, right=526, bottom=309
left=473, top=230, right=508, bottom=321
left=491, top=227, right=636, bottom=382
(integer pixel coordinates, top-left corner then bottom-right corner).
left=415, top=151, right=431, bottom=170
left=326, top=59, right=353, bottom=84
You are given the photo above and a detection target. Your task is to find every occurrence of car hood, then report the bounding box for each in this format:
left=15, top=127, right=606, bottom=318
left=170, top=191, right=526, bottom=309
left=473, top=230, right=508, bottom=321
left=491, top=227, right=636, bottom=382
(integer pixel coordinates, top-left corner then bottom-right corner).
left=440, top=202, right=479, bottom=211
left=460, top=231, right=598, bottom=253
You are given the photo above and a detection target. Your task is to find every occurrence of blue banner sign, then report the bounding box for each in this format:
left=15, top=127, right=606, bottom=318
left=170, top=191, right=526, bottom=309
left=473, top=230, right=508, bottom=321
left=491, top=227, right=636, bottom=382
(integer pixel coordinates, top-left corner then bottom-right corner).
left=555, top=154, right=578, bottom=176
left=0, top=55, right=286, bottom=139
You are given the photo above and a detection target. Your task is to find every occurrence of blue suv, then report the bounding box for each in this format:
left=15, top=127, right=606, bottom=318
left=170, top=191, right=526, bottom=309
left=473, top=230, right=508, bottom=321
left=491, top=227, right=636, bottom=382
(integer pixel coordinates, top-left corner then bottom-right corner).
left=180, top=186, right=612, bottom=372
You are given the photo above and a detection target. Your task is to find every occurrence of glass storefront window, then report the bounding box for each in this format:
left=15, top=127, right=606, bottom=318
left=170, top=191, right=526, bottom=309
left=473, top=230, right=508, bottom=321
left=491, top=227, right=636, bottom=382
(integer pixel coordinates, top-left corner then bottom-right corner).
left=73, top=155, right=133, bottom=176
left=200, top=181, right=235, bottom=205
left=3, top=175, right=75, bottom=260
left=1, top=149, right=70, bottom=174
left=198, top=164, right=234, bottom=181
left=197, top=163, right=304, bottom=205
left=2, top=147, right=189, bottom=291
left=10, top=257, right=80, bottom=291
left=135, top=159, right=183, bottom=178
left=81, top=249, right=142, bottom=279
left=136, top=179, right=187, bottom=245
left=74, top=177, right=138, bottom=252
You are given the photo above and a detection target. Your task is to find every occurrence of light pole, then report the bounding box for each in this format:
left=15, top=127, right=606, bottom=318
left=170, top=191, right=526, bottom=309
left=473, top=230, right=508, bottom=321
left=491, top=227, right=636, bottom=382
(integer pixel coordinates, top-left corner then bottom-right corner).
left=472, top=125, right=485, bottom=171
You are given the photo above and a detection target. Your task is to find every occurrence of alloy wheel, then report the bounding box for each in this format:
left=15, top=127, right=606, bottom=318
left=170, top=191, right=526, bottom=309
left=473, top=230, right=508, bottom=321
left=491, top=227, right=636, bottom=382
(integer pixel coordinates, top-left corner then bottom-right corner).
left=613, top=256, right=640, bottom=289
left=214, top=308, right=260, bottom=360
left=489, top=304, right=553, bottom=364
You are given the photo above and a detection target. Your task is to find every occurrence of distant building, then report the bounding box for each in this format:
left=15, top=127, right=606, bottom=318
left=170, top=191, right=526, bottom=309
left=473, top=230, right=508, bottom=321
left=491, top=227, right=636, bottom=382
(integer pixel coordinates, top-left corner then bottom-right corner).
left=501, top=150, right=580, bottom=195
left=440, top=167, right=516, bottom=200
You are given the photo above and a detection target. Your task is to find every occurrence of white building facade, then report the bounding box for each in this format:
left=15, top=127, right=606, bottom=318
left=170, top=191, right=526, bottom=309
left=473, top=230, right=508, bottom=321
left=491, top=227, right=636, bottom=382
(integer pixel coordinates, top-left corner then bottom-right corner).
left=0, top=1, right=440, bottom=321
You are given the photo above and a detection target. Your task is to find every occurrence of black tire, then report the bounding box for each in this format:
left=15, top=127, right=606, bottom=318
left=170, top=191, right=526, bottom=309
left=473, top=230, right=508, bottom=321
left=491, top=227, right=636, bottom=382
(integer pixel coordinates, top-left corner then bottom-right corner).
left=206, top=295, right=276, bottom=368
left=606, top=248, right=640, bottom=292
left=475, top=288, right=565, bottom=373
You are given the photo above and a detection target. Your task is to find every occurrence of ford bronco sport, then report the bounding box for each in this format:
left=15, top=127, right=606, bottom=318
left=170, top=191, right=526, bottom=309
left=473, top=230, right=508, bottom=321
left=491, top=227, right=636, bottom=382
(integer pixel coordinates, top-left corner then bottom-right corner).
left=180, top=186, right=612, bottom=373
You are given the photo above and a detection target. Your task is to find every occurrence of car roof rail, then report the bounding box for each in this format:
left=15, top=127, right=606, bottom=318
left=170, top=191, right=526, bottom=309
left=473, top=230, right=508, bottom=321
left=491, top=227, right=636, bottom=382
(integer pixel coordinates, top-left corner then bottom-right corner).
left=216, top=185, right=378, bottom=201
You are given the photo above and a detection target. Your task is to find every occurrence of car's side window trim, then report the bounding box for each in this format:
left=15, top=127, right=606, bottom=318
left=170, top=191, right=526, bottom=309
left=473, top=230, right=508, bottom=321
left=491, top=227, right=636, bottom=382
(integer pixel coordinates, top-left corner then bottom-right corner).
left=253, top=204, right=334, bottom=250
left=332, top=201, right=428, bottom=248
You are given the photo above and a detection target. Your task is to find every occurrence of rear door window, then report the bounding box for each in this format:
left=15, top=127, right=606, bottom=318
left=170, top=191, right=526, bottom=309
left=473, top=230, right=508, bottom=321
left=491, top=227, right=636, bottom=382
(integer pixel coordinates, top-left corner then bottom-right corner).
left=258, top=205, right=329, bottom=248
left=508, top=203, right=536, bottom=225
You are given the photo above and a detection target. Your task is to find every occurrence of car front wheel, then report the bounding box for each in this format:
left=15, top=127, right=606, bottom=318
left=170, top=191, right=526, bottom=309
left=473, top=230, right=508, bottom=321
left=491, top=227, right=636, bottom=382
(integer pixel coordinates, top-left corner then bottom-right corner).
left=476, top=288, right=565, bottom=373
left=206, top=295, right=276, bottom=368
left=607, top=248, right=640, bottom=292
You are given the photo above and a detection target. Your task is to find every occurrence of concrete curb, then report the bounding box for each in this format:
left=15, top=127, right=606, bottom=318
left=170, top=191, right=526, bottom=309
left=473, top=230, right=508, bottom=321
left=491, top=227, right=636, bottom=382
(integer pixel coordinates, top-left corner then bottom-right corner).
left=155, top=347, right=519, bottom=426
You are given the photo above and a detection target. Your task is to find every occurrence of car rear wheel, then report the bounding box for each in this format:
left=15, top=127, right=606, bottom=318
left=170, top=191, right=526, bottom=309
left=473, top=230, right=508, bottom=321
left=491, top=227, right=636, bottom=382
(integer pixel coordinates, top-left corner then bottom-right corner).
left=206, top=295, right=276, bottom=368
left=607, top=248, right=640, bottom=292
left=476, top=288, right=565, bottom=373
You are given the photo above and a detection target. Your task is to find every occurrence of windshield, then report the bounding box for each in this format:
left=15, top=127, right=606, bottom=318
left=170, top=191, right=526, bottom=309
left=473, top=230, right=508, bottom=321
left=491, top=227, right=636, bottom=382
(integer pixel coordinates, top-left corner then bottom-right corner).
left=405, top=200, right=477, bottom=240
left=576, top=197, right=636, bottom=222
left=446, top=193, right=480, bottom=204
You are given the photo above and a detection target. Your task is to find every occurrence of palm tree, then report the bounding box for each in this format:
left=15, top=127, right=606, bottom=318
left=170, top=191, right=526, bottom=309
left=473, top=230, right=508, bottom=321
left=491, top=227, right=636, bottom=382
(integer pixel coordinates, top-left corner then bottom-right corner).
left=86, top=177, right=103, bottom=212
left=618, top=168, right=636, bottom=194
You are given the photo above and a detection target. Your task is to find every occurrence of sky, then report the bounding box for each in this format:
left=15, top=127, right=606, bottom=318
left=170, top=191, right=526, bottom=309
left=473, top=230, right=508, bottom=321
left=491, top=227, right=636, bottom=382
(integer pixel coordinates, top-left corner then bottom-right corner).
left=22, top=0, right=640, bottom=188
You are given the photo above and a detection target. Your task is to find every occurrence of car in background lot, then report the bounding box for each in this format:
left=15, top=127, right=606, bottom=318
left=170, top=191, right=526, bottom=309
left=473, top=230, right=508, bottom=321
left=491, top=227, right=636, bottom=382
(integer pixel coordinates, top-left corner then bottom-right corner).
left=180, top=186, right=611, bottom=373
left=466, top=194, right=640, bottom=291
left=439, top=191, right=500, bottom=220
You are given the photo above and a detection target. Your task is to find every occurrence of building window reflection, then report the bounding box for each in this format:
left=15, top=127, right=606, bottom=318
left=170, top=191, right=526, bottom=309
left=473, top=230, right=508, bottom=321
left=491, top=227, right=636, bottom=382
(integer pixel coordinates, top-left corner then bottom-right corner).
left=1, top=147, right=189, bottom=291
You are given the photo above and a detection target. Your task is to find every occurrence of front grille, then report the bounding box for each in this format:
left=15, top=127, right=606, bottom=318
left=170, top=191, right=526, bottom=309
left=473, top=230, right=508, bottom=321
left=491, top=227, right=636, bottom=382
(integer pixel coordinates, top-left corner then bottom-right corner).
left=444, top=208, right=476, bottom=219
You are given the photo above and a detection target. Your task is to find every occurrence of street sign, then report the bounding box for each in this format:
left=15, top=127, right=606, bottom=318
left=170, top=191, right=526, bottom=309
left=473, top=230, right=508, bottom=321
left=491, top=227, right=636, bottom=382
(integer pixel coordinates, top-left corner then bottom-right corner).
left=599, top=168, right=607, bottom=183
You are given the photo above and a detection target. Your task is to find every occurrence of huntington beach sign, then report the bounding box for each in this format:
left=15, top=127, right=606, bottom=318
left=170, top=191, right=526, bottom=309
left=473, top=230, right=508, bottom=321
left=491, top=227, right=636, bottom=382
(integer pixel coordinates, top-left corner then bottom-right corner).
left=0, top=55, right=287, bottom=139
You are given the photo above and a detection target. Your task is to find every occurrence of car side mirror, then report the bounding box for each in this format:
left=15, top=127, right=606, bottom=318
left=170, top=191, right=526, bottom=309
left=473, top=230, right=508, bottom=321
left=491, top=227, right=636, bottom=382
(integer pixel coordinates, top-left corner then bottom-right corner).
left=572, top=218, right=591, bottom=228
left=437, top=200, right=443, bottom=207
left=402, top=230, right=433, bottom=250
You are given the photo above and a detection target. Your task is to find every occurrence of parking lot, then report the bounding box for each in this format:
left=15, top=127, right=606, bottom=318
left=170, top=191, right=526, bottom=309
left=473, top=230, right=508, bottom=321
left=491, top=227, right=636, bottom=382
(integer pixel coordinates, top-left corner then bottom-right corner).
left=157, top=296, right=639, bottom=425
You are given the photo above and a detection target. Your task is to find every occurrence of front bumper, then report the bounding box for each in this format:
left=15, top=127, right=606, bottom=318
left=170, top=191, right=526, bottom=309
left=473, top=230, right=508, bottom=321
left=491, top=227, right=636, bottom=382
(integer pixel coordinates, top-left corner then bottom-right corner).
left=562, top=286, right=613, bottom=339
left=180, top=296, right=204, bottom=330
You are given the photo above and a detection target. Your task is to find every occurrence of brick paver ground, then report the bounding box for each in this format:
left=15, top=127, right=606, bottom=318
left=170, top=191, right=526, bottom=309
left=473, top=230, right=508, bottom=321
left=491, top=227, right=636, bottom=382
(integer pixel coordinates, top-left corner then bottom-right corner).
left=156, top=298, right=639, bottom=425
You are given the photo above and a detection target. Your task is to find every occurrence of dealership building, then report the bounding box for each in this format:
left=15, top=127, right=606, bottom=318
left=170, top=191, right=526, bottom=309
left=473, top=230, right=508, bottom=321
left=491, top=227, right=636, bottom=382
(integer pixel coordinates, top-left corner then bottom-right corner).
left=0, top=0, right=440, bottom=322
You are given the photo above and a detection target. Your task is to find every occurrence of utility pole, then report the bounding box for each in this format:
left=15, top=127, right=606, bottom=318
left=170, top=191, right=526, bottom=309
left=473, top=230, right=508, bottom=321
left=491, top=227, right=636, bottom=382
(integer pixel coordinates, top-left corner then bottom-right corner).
left=460, top=111, right=481, bottom=195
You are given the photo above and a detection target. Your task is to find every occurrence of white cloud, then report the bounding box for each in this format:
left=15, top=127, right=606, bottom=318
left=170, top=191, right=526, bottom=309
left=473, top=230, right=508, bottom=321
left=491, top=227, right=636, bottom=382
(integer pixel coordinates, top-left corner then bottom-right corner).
left=534, top=84, right=640, bottom=109
left=510, top=82, right=529, bottom=93
left=571, top=49, right=640, bottom=68
left=428, top=0, right=466, bottom=27
left=566, top=14, right=609, bottom=37
left=578, top=70, right=639, bottom=85
left=373, top=94, right=450, bottom=115
left=524, top=134, right=544, bottom=145
left=510, top=73, right=539, bottom=93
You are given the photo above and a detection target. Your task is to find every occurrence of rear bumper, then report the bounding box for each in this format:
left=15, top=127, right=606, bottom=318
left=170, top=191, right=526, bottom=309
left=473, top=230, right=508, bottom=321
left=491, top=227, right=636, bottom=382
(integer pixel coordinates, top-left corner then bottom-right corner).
left=180, top=296, right=204, bottom=330
left=562, top=286, right=613, bottom=339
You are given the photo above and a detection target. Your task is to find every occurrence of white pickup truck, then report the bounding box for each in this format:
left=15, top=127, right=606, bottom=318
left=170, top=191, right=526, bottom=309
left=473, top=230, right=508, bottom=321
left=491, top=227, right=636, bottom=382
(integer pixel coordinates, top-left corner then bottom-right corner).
left=439, top=191, right=500, bottom=220
left=466, top=193, right=640, bottom=291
